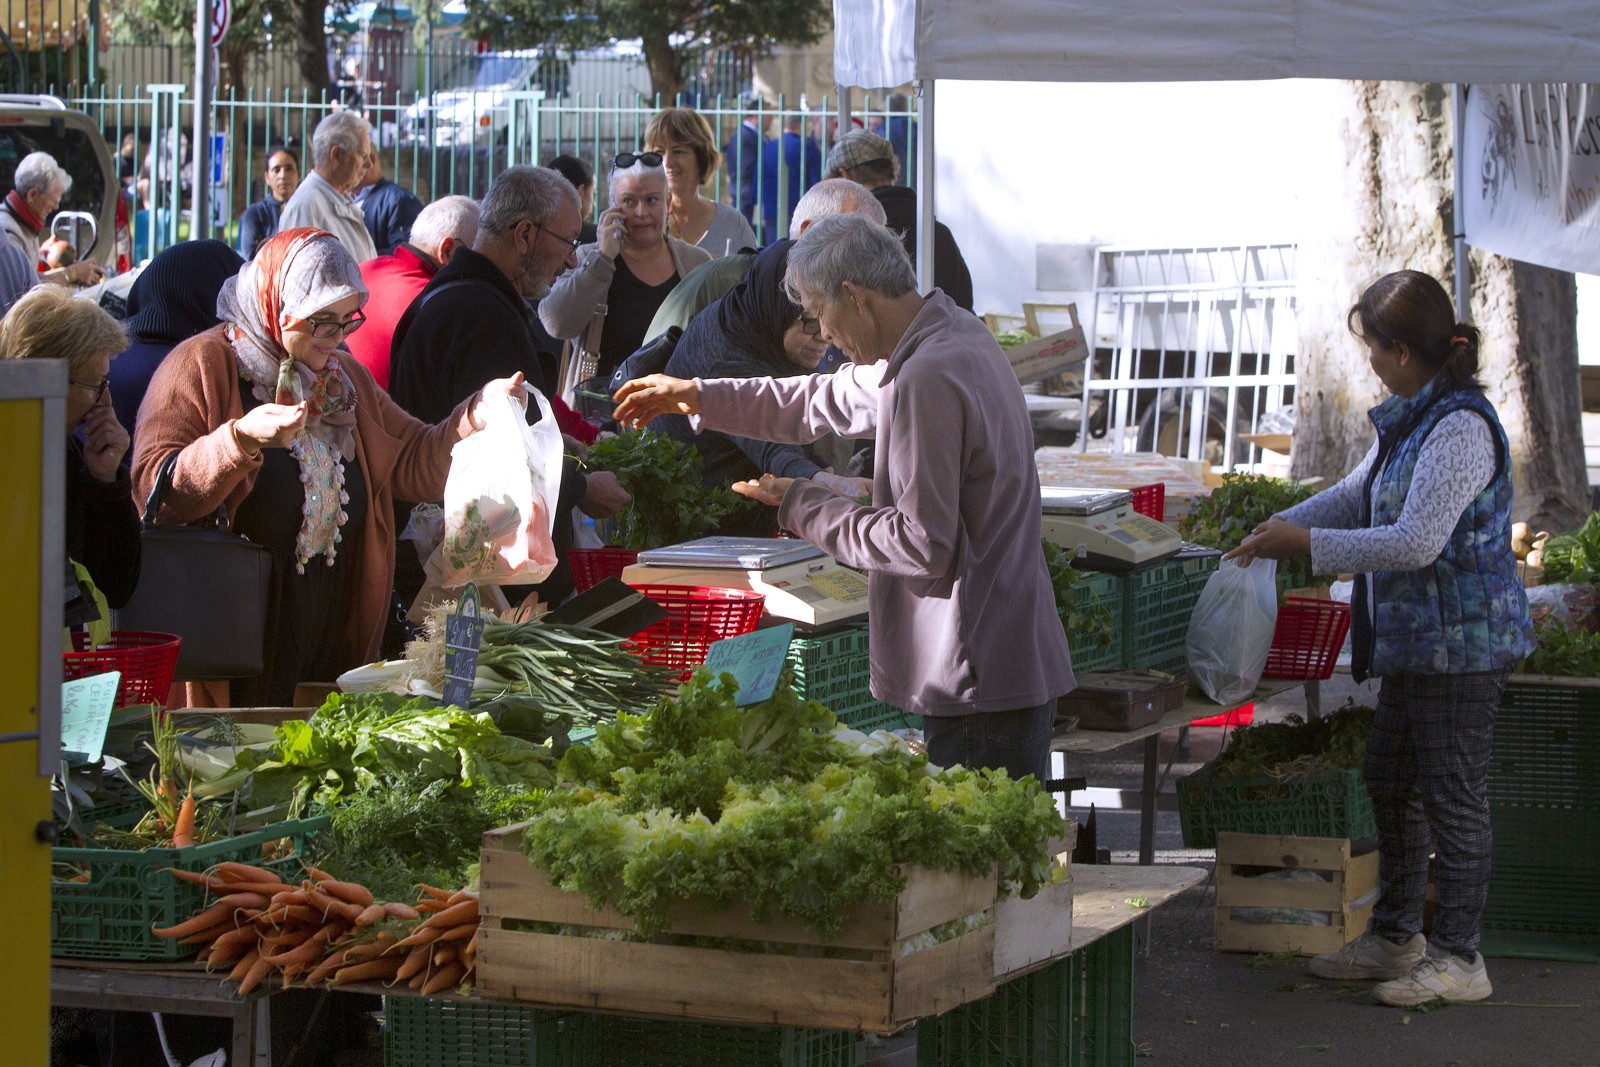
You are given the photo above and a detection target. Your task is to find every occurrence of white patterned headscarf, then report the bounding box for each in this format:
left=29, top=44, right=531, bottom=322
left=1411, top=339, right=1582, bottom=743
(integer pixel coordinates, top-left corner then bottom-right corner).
left=216, top=227, right=370, bottom=571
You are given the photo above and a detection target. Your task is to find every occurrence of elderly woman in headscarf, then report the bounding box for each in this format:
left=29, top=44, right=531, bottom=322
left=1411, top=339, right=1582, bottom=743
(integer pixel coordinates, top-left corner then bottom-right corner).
left=133, top=226, right=526, bottom=707
left=108, top=239, right=246, bottom=448
left=651, top=240, right=868, bottom=537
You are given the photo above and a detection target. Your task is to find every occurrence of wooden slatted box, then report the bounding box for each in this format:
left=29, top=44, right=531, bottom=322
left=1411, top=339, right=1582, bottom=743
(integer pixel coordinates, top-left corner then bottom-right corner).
left=1214, top=832, right=1378, bottom=955
left=476, top=822, right=999, bottom=1034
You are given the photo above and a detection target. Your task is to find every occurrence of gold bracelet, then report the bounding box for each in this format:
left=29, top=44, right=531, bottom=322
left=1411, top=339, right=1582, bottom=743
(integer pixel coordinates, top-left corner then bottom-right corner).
left=230, top=421, right=262, bottom=459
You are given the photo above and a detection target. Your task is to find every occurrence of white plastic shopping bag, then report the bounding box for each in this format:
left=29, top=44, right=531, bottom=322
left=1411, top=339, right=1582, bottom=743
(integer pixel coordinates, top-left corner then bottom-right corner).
left=436, top=390, right=564, bottom=588
left=1186, top=558, right=1279, bottom=706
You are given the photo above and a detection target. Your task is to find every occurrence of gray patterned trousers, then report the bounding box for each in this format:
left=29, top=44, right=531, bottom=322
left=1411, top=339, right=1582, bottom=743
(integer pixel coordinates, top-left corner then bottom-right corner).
left=1365, top=668, right=1510, bottom=957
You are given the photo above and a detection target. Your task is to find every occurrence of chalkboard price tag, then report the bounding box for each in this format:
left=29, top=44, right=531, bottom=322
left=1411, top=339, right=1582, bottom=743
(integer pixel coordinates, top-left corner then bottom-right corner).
left=443, top=584, right=485, bottom=710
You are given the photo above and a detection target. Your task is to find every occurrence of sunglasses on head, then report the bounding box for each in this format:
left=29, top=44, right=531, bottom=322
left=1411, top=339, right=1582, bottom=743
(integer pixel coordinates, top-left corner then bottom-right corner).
left=611, top=151, right=663, bottom=170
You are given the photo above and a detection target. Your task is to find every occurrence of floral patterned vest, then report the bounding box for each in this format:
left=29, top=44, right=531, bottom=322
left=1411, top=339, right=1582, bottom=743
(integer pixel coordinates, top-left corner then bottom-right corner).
left=1364, top=376, right=1535, bottom=676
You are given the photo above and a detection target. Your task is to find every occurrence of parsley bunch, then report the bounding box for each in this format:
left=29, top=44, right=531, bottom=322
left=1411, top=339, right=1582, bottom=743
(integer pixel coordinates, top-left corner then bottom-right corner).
left=586, top=428, right=753, bottom=548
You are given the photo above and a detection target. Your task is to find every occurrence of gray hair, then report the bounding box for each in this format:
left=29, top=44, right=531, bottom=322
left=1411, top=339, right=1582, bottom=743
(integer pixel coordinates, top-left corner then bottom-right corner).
left=607, top=162, right=667, bottom=208
left=410, top=195, right=479, bottom=258
left=312, top=110, right=372, bottom=167
left=14, top=151, right=69, bottom=196
left=784, top=214, right=916, bottom=305
left=790, top=178, right=886, bottom=234
left=479, top=166, right=578, bottom=237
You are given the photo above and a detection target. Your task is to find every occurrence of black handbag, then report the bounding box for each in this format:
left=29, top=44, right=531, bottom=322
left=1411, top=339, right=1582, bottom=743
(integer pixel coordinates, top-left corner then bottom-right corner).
left=115, top=452, right=272, bottom=681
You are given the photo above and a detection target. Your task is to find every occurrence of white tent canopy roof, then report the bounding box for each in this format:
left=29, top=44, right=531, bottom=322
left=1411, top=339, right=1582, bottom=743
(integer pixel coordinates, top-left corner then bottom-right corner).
left=833, top=0, right=1600, bottom=88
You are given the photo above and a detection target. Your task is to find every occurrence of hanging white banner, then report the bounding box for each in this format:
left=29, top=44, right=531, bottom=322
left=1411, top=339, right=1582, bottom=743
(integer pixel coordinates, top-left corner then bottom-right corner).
left=1463, top=83, right=1600, bottom=276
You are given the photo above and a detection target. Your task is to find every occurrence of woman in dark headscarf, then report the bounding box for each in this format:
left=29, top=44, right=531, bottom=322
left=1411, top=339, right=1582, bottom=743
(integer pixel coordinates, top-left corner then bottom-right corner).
left=108, top=239, right=246, bottom=445
left=650, top=239, right=867, bottom=536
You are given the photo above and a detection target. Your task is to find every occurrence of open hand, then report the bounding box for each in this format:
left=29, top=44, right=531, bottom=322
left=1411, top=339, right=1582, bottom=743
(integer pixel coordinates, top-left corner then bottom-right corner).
left=733, top=474, right=794, bottom=507
left=611, top=374, right=700, bottom=428
left=1222, top=516, right=1311, bottom=565
left=235, top=401, right=308, bottom=450
left=79, top=392, right=129, bottom=483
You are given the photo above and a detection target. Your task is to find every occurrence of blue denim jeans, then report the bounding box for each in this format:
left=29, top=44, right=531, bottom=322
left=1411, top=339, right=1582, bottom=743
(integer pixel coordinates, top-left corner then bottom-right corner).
left=921, top=701, right=1056, bottom=782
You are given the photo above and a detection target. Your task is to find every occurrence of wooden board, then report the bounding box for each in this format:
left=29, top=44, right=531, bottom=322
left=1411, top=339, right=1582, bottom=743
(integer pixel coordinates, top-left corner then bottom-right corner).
left=478, top=821, right=999, bottom=1032
left=1070, top=865, right=1208, bottom=951
left=994, top=876, right=1073, bottom=981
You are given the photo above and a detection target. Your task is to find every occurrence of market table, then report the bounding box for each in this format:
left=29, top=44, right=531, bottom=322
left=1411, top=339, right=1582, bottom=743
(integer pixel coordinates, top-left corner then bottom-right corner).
left=1053, top=677, right=1319, bottom=864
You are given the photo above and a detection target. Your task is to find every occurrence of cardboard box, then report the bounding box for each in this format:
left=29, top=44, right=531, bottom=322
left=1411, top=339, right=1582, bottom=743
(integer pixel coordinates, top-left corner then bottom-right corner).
left=1003, top=303, right=1090, bottom=385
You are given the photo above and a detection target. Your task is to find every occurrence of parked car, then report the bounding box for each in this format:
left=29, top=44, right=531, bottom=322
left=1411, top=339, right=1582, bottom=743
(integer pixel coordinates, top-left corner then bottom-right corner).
left=0, top=94, right=126, bottom=273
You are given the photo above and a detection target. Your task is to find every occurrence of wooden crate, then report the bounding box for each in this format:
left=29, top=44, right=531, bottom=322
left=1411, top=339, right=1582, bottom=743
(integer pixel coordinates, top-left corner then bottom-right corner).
left=1214, top=832, right=1378, bottom=955
left=477, top=822, right=998, bottom=1033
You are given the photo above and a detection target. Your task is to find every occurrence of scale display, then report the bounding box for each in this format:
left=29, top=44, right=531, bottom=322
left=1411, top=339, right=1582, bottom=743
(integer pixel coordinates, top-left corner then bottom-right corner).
left=625, top=537, right=870, bottom=629
left=1039, top=487, right=1183, bottom=570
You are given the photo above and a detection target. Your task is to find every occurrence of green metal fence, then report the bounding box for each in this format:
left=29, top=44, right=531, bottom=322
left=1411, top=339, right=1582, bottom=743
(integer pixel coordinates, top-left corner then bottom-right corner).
left=50, top=77, right=915, bottom=261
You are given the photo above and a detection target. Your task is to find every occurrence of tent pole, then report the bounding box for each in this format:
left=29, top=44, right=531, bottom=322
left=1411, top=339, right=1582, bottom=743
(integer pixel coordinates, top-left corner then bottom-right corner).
left=1452, top=83, right=1470, bottom=322
left=914, top=79, right=935, bottom=293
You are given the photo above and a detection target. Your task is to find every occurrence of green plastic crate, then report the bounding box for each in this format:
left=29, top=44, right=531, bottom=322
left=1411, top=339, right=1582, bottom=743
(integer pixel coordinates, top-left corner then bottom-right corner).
left=1489, top=679, right=1600, bottom=810
left=1063, top=569, right=1121, bottom=674
left=1120, top=555, right=1218, bottom=675
left=1175, top=764, right=1375, bottom=849
left=384, top=996, right=571, bottom=1067
left=563, top=1015, right=866, bottom=1067
left=915, top=924, right=1137, bottom=1067
left=1483, top=804, right=1600, bottom=937
left=834, top=699, right=917, bottom=734
left=785, top=624, right=917, bottom=734
left=50, top=815, right=328, bottom=961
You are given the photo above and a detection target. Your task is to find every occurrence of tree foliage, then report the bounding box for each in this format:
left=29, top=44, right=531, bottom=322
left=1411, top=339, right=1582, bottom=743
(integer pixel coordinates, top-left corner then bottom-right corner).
left=457, top=0, right=830, bottom=102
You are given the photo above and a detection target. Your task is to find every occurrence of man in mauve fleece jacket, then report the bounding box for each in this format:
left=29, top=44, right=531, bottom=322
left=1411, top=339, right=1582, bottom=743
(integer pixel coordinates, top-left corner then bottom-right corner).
left=613, top=215, right=1074, bottom=781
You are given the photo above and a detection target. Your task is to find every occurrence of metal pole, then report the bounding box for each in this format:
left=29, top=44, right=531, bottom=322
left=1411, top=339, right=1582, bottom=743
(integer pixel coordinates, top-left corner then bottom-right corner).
left=836, top=84, right=850, bottom=145
left=1452, top=82, right=1469, bottom=322
left=191, top=0, right=213, bottom=240
left=914, top=79, right=935, bottom=294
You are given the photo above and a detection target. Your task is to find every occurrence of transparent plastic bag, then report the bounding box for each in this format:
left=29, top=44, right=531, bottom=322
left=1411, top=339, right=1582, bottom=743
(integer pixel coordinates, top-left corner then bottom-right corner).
left=436, top=391, right=564, bottom=588
left=1186, top=558, right=1278, bottom=705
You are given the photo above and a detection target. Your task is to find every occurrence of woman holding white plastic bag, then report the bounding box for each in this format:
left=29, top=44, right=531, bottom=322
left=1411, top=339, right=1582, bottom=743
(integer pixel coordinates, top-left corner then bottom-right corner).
left=1223, top=270, right=1533, bottom=1008
left=133, top=226, right=528, bottom=707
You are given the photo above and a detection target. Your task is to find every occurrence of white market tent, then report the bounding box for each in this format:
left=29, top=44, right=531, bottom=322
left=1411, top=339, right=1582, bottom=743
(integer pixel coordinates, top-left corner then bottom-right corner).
left=831, top=0, right=1600, bottom=293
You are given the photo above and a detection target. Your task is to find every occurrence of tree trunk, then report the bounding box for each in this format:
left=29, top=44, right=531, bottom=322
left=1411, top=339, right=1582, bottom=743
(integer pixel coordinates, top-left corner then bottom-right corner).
left=1293, top=81, right=1586, bottom=532
left=289, top=0, right=332, bottom=99
left=642, top=33, right=681, bottom=105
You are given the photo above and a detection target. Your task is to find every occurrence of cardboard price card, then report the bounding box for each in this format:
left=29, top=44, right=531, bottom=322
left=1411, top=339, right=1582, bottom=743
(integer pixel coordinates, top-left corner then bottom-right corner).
left=701, top=624, right=795, bottom=706
left=61, top=671, right=121, bottom=763
left=442, top=584, right=486, bottom=710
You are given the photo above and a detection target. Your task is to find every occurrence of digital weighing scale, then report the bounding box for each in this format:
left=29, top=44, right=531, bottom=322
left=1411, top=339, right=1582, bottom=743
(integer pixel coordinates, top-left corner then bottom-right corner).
left=621, top=537, right=870, bottom=629
left=1040, top=487, right=1184, bottom=570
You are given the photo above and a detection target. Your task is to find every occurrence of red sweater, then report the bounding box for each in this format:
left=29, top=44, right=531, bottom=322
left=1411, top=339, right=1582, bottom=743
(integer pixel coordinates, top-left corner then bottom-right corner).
left=348, top=244, right=436, bottom=391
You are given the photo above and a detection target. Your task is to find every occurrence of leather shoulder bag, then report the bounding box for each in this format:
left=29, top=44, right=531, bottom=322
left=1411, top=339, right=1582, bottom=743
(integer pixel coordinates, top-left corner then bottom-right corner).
left=115, top=452, right=272, bottom=681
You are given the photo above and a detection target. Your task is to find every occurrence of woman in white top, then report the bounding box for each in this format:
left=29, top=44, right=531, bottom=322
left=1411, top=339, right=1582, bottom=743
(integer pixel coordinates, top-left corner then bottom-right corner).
left=645, top=108, right=758, bottom=258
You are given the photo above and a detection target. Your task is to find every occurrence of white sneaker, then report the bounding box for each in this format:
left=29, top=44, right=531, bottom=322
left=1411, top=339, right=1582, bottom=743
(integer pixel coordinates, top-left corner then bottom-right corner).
left=1307, top=932, right=1426, bottom=980
left=1374, top=952, right=1493, bottom=1007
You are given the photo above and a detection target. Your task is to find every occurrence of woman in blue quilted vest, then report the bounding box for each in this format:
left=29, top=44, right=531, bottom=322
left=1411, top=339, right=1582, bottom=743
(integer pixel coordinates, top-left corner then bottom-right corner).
left=1226, top=269, right=1534, bottom=1008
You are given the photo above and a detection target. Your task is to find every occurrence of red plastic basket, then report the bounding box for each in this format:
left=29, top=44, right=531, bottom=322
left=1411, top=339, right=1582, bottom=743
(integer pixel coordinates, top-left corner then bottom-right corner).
left=1190, top=701, right=1255, bottom=728
left=1262, top=598, right=1351, bottom=680
left=623, top=585, right=767, bottom=679
left=62, top=631, right=181, bottom=708
left=569, top=547, right=642, bottom=592
left=1129, top=483, right=1166, bottom=524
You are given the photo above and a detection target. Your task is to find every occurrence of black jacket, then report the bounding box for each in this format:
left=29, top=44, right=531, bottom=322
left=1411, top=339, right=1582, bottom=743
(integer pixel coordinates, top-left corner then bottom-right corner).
left=872, top=185, right=974, bottom=313
left=388, top=247, right=587, bottom=603
left=67, top=436, right=141, bottom=609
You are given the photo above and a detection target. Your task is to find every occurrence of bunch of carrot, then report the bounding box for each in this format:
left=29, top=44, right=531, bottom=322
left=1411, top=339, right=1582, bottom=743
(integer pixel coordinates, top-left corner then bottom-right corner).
left=152, top=861, right=479, bottom=997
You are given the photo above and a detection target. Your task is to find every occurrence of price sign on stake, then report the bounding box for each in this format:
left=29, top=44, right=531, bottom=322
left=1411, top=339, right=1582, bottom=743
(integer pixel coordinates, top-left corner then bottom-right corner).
left=701, top=623, right=794, bottom=707
left=442, top=583, right=485, bottom=710
left=61, top=671, right=121, bottom=763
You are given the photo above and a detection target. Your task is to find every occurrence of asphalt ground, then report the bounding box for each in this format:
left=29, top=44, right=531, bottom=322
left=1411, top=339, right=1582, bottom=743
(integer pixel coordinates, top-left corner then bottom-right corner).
left=1071, top=674, right=1600, bottom=1067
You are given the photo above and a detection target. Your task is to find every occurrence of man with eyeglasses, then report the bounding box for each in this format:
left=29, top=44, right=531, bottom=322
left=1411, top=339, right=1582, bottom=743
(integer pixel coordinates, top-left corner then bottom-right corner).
left=388, top=165, right=628, bottom=613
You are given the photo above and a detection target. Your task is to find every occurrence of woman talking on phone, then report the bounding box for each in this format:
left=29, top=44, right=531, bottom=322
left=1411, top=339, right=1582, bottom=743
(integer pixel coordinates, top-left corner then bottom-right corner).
left=539, top=152, right=711, bottom=385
